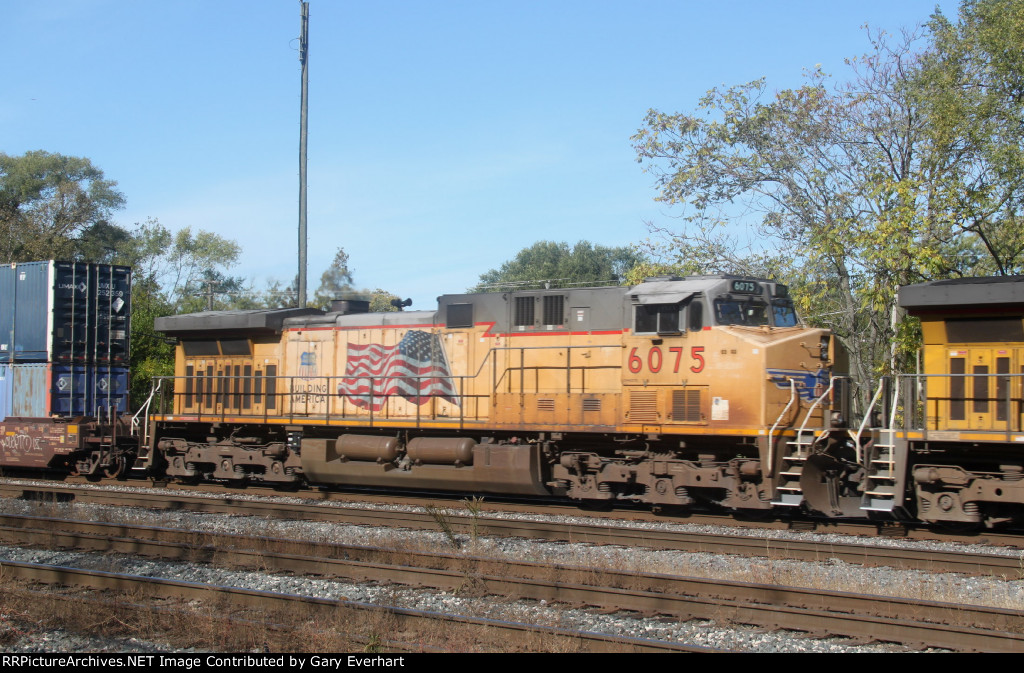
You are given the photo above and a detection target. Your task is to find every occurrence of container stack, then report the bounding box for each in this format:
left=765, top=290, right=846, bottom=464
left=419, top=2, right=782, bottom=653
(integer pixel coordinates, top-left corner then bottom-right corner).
left=0, top=261, right=131, bottom=421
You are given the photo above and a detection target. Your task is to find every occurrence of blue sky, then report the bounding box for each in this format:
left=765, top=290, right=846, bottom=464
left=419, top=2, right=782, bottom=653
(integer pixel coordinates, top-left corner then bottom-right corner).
left=4, top=0, right=958, bottom=309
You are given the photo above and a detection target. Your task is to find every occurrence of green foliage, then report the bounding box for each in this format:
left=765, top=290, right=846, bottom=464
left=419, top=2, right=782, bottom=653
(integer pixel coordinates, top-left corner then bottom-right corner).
left=299, top=248, right=402, bottom=312
left=917, top=0, right=1024, bottom=276
left=368, top=288, right=402, bottom=312
left=67, top=216, right=246, bottom=405
left=0, top=152, right=267, bottom=405
left=127, top=277, right=176, bottom=409
left=473, top=240, right=645, bottom=291
left=0, top=150, right=125, bottom=263
left=632, top=13, right=1024, bottom=409
left=311, top=248, right=354, bottom=309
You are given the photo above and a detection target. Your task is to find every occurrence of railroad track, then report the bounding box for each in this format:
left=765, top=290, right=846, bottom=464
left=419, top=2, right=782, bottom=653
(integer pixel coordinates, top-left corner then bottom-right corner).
left=0, top=559, right=711, bottom=653
left=104, top=478, right=1024, bottom=546
left=3, top=481, right=1022, bottom=578
left=2, top=513, right=1023, bottom=651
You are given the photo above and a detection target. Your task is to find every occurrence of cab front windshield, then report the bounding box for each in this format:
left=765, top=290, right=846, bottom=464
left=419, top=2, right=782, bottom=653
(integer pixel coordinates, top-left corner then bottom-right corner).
left=715, top=299, right=799, bottom=327
left=714, top=299, right=768, bottom=326
left=772, top=301, right=798, bottom=327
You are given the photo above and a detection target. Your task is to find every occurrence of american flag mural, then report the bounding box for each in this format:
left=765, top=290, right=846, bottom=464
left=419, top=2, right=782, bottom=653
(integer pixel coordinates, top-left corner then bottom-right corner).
left=337, top=330, right=459, bottom=411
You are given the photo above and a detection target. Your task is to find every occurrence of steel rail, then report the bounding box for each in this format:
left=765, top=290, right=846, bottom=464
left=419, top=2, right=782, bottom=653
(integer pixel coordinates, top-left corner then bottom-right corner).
left=1, top=515, right=1023, bottom=651
left=3, top=482, right=1021, bottom=577
left=0, top=559, right=712, bottom=653
left=50, top=478, right=1024, bottom=546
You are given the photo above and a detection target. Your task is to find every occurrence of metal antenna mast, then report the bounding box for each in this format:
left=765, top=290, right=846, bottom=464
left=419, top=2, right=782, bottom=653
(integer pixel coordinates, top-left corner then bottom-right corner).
left=297, top=1, right=309, bottom=308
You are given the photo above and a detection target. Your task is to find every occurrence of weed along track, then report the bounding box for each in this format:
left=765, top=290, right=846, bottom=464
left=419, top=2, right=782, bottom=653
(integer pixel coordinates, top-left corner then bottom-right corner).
left=4, top=480, right=1024, bottom=576
left=2, top=487, right=1024, bottom=651
left=0, top=560, right=710, bottom=653
left=1, top=513, right=1023, bottom=651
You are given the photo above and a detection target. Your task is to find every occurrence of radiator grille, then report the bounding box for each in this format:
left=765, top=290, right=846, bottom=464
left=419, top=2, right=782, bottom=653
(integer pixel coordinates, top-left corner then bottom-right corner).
left=671, top=389, right=702, bottom=422
left=543, top=295, right=564, bottom=325
left=629, top=390, right=658, bottom=423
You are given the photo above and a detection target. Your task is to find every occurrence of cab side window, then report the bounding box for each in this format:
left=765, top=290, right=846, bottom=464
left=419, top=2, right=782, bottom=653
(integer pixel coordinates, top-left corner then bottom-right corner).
left=635, top=303, right=680, bottom=334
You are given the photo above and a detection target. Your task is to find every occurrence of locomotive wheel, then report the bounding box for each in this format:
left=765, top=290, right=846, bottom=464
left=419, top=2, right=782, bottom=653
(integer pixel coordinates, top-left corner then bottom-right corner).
left=103, top=455, right=128, bottom=480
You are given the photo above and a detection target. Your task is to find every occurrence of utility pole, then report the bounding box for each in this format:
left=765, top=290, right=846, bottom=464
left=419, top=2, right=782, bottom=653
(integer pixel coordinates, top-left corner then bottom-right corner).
left=297, top=1, right=309, bottom=308
left=201, top=278, right=218, bottom=311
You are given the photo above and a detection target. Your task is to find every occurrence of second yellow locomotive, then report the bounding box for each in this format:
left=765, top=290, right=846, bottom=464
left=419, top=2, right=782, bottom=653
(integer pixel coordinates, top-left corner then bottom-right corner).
left=147, top=275, right=840, bottom=512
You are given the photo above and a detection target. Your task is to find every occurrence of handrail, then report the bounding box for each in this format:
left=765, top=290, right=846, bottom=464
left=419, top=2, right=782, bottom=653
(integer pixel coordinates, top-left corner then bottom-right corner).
left=893, top=371, right=1024, bottom=434
left=888, top=376, right=901, bottom=430
left=797, top=376, right=835, bottom=438
left=766, top=379, right=797, bottom=479
left=131, top=378, right=162, bottom=448
left=854, top=380, right=886, bottom=464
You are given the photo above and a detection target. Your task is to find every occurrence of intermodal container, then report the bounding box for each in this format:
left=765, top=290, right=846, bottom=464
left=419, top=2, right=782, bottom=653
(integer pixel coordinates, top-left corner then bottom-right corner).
left=0, top=261, right=131, bottom=364
left=0, top=363, right=129, bottom=419
left=0, top=365, right=12, bottom=421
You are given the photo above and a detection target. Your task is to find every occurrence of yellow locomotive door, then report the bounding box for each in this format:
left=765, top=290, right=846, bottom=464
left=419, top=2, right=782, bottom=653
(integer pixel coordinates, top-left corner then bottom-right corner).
left=968, top=349, right=993, bottom=430
left=220, top=359, right=239, bottom=415
left=250, top=358, right=279, bottom=418
left=222, top=358, right=255, bottom=417
left=213, top=358, right=235, bottom=417
left=181, top=359, right=200, bottom=414
left=942, top=348, right=1024, bottom=432
left=945, top=351, right=967, bottom=430
left=947, top=349, right=988, bottom=430
left=992, top=349, right=1014, bottom=432
left=1017, top=349, right=1024, bottom=433
left=946, top=348, right=1010, bottom=431
left=194, top=362, right=219, bottom=413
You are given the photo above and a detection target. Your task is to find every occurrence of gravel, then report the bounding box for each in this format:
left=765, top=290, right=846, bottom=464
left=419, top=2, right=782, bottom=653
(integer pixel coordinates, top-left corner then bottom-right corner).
left=1, top=481, right=1022, bottom=653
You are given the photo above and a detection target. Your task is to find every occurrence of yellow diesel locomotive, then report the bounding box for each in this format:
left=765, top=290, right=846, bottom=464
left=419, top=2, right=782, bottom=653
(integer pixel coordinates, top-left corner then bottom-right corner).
left=144, top=275, right=841, bottom=513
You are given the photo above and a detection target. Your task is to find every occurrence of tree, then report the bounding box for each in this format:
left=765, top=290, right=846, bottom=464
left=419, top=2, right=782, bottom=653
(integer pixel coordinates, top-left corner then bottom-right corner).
left=95, top=218, right=244, bottom=312
left=915, top=0, right=1024, bottom=276
left=368, top=288, right=402, bottom=312
left=0, top=151, right=125, bottom=262
left=259, top=276, right=300, bottom=309
left=127, top=275, right=176, bottom=408
left=81, top=218, right=247, bottom=405
left=311, top=247, right=354, bottom=309
left=473, top=240, right=645, bottom=291
left=631, top=16, right=1024, bottom=411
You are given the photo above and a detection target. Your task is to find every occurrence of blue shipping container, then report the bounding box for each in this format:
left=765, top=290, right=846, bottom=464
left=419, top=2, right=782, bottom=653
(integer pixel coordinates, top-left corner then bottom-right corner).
left=4, top=363, right=129, bottom=418
left=0, top=261, right=131, bottom=364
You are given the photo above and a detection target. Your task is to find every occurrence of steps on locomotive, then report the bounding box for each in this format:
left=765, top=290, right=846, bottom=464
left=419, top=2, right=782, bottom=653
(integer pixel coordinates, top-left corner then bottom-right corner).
left=770, top=430, right=817, bottom=507
left=130, top=444, right=153, bottom=472
left=861, top=429, right=905, bottom=513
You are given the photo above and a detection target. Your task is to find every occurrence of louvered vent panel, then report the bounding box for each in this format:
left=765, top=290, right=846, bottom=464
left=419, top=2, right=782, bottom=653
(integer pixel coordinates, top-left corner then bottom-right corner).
left=537, top=398, right=555, bottom=411
left=514, top=296, right=535, bottom=327
left=671, top=389, right=702, bottom=422
left=543, top=295, right=564, bottom=325
left=582, top=398, right=601, bottom=412
left=629, top=390, right=659, bottom=423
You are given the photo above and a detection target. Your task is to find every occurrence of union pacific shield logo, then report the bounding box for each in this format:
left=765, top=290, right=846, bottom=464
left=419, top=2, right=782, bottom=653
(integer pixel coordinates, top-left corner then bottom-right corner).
left=766, top=368, right=829, bottom=402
